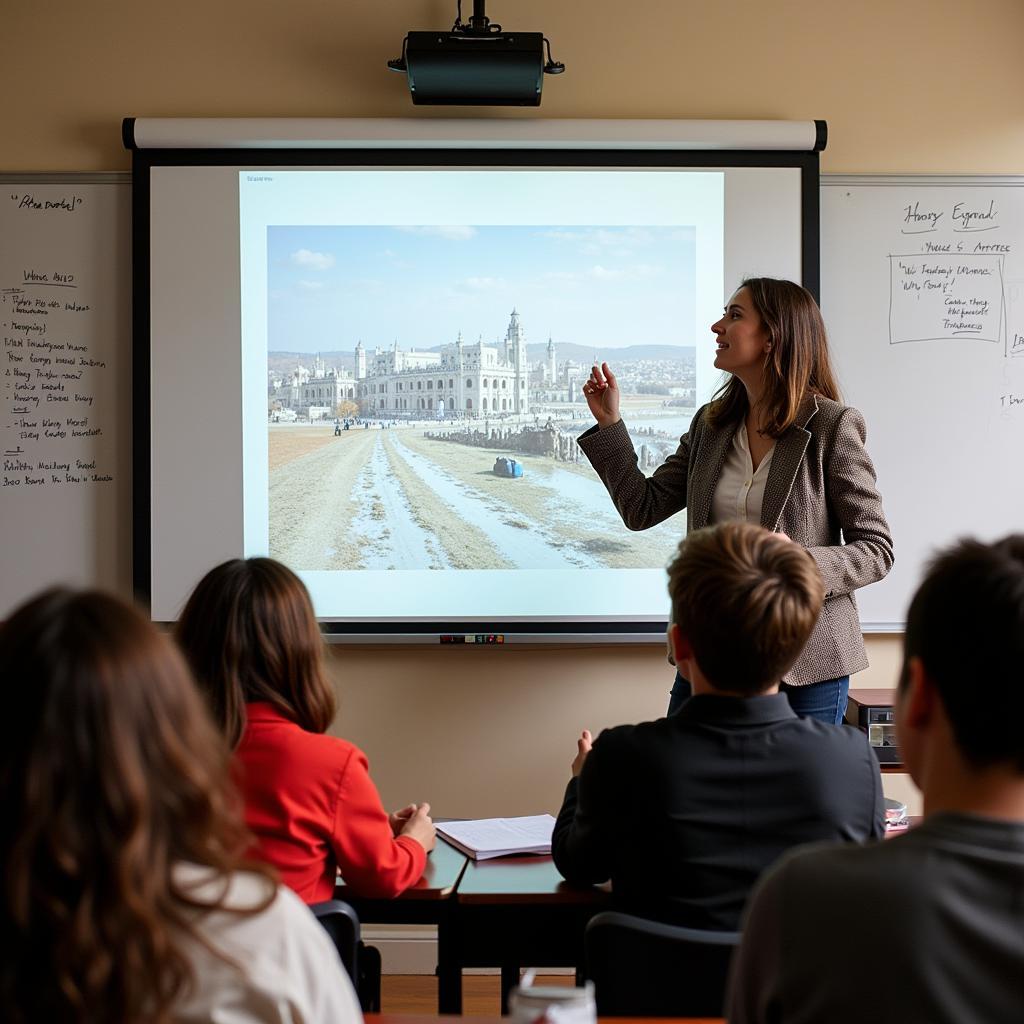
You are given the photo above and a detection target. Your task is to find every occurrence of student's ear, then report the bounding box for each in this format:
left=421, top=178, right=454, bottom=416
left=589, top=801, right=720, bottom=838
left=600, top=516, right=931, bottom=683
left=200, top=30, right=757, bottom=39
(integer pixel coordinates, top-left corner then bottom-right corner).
left=669, top=622, right=694, bottom=668
left=900, top=656, right=936, bottom=729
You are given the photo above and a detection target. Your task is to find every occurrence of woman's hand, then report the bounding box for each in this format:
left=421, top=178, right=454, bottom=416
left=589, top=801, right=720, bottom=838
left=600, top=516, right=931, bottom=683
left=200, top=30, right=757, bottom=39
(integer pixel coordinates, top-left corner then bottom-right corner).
left=389, top=803, right=418, bottom=836
left=583, top=363, right=621, bottom=428
left=571, top=729, right=593, bottom=777
left=398, top=802, right=437, bottom=853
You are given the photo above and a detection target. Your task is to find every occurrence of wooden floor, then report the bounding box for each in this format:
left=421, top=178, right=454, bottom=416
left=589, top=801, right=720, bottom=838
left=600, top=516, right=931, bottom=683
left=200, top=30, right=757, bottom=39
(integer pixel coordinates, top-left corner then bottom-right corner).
left=381, top=975, right=574, bottom=1015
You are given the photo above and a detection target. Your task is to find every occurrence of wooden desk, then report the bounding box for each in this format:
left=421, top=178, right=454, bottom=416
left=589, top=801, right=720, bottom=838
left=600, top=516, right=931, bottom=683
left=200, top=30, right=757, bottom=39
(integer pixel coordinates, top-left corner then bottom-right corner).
left=338, top=835, right=469, bottom=905
left=368, top=1014, right=723, bottom=1024
left=337, top=838, right=469, bottom=1014
left=453, top=854, right=610, bottom=1014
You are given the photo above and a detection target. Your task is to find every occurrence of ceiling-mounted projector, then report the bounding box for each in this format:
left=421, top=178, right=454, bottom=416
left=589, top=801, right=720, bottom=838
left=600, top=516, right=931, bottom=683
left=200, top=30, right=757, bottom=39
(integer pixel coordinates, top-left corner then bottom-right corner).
left=388, top=0, right=565, bottom=106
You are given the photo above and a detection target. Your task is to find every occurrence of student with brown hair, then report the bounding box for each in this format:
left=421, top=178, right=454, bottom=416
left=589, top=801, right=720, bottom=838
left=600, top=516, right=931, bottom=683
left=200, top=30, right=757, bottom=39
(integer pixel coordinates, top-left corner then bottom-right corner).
left=176, top=557, right=434, bottom=904
left=552, top=522, right=883, bottom=930
left=580, top=278, right=893, bottom=723
left=728, top=535, right=1024, bottom=1024
left=0, top=588, right=360, bottom=1024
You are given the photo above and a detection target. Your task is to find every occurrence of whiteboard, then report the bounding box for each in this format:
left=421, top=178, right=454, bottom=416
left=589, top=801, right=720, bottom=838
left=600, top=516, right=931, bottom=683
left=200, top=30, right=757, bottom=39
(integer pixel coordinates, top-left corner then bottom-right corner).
left=0, top=175, right=131, bottom=618
left=822, top=176, right=1024, bottom=629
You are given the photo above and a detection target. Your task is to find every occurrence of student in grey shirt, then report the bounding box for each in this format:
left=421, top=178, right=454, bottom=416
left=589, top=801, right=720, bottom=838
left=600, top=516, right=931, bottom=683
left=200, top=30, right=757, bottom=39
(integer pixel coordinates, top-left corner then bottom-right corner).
left=728, top=534, right=1024, bottom=1024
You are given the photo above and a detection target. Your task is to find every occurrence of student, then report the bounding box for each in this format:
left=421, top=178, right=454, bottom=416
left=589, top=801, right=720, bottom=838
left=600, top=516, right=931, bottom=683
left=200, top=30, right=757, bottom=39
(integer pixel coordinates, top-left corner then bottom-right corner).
left=580, top=279, right=893, bottom=723
left=728, top=535, right=1024, bottom=1024
left=0, top=588, right=361, bottom=1024
left=176, top=558, right=434, bottom=904
left=552, top=522, right=883, bottom=930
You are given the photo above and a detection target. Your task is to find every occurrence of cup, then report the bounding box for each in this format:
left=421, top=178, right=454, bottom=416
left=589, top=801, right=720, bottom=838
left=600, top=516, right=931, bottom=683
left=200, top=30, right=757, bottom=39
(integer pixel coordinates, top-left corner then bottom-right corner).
left=508, top=981, right=596, bottom=1024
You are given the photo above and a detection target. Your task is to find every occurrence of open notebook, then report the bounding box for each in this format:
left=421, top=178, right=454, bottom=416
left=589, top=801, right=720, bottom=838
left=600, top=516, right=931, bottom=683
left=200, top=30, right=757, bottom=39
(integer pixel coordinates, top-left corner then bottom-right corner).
left=437, top=814, right=557, bottom=860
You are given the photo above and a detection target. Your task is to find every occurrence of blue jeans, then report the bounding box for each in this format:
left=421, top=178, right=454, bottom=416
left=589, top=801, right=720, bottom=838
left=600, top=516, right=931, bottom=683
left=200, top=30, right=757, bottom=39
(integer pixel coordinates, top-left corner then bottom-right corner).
left=667, top=672, right=850, bottom=725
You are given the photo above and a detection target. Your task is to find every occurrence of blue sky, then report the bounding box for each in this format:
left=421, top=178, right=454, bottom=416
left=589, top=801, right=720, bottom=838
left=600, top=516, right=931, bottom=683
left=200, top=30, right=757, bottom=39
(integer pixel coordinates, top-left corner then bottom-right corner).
left=267, top=225, right=696, bottom=353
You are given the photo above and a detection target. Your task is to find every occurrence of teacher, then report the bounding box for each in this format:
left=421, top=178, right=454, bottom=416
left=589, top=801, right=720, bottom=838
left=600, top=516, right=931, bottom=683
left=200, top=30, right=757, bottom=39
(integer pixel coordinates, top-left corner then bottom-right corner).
left=577, top=278, right=893, bottom=724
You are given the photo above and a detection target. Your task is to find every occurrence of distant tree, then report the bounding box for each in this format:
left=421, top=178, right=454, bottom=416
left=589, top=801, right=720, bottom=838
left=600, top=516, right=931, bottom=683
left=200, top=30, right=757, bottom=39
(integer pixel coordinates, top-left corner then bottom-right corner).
left=336, top=399, right=359, bottom=419
left=269, top=399, right=283, bottom=412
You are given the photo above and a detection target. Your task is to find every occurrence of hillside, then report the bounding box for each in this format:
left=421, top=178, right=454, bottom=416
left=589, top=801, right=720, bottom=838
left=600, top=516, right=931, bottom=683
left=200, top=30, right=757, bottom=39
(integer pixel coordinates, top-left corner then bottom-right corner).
left=269, top=342, right=694, bottom=375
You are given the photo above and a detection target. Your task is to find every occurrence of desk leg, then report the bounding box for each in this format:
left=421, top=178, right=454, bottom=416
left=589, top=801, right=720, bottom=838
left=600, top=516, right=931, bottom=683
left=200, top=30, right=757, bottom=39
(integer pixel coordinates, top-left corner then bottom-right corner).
left=437, top=906, right=462, bottom=1015
left=500, top=963, right=520, bottom=1015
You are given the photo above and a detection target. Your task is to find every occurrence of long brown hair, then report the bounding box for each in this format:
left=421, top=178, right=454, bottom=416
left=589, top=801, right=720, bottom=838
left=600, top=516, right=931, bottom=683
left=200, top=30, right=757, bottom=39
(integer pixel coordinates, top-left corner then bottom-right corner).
left=0, top=588, right=274, bottom=1024
left=706, top=277, right=841, bottom=438
left=175, top=558, right=336, bottom=748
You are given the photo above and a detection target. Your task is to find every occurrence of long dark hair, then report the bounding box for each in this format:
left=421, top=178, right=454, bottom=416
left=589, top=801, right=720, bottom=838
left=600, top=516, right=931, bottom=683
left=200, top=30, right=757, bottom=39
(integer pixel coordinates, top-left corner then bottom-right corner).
left=0, top=588, right=273, bottom=1024
left=707, top=277, right=841, bottom=437
left=175, top=557, right=336, bottom=748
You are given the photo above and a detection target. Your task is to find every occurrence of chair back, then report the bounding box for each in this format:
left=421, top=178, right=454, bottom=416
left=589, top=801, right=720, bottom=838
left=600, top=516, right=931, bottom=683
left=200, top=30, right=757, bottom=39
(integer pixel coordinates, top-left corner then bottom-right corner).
left=310, top=899, right=361, bottom=981
left=585, top=910, right=740, bottom=1017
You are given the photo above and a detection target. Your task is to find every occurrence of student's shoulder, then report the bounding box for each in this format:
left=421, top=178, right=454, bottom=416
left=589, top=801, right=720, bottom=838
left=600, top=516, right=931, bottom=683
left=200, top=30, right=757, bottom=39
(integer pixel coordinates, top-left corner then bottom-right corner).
left=248, top=718, right=364, bottom=774
left=189, top=866, right=340, bottom=961
left=788, top=715, right=875, bottom=761
left=765, top=827, right=929, bottom=908
left=593, top=717, right=674, bottom=757
left=180, top=868, right=361, bottom=1022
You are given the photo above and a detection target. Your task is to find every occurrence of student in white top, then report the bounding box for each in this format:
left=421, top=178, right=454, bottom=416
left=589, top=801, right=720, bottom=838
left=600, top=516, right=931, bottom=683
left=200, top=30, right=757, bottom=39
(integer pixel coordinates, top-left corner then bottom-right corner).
left=0, top=587, right=360, bottom=1024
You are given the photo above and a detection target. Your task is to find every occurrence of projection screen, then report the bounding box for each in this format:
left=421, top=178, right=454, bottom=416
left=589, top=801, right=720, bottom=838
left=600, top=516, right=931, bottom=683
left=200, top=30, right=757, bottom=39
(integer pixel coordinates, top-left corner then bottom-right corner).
left=129, top=118, right=824, bottom=640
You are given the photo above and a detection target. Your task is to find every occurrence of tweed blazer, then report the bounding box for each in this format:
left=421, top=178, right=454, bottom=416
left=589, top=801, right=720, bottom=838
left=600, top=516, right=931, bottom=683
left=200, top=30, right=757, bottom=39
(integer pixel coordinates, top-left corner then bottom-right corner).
left=577, top=395, right=894, bottom=685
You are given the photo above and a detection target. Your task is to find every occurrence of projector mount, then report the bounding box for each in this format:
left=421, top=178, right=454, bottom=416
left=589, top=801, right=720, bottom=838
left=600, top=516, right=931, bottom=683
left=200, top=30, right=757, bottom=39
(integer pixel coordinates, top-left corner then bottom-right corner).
left=387, top=0, right=565, bottom=82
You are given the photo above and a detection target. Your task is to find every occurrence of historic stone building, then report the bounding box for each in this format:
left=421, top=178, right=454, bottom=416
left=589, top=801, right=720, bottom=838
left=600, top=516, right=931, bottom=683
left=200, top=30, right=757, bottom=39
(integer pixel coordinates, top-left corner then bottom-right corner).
left=270, top=354, right=357, bottom=420
left=356, top=309, right=531, bottom=419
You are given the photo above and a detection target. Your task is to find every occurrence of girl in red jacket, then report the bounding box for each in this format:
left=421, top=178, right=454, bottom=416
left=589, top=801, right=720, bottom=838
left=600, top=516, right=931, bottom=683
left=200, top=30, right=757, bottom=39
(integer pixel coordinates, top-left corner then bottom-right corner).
left=176, top=557, right=435, bottom=903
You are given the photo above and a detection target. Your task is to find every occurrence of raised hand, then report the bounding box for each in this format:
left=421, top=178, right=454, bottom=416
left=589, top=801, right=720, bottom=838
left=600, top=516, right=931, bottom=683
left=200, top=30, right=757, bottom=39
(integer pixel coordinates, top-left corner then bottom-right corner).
left=571, top=729, right=593, bottom=777
left=582, top=362, right=621, bottom=428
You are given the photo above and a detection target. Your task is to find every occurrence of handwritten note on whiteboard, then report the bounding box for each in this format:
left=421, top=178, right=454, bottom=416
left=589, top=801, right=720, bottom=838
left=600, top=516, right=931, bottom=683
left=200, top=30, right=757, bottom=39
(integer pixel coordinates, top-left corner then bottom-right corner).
left=0, top=177, right=130, bottom=617
left=822, top=177, right=1024, bottom=628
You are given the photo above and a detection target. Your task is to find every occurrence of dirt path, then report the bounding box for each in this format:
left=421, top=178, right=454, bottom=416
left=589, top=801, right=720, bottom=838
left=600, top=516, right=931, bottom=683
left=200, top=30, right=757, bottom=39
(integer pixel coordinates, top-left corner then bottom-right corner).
left=349, top=437, right=452, bottom=569
left=269, top=429, right=377, bottom=569
left=388, top=436, right=592, bottom=569
left=398, top=431, right=683, bottom=569
left=268, top=422, right=682, bottom=572
left=269, top=424, right=346, bottom=471
left=382, top=435, right=509, bottom=569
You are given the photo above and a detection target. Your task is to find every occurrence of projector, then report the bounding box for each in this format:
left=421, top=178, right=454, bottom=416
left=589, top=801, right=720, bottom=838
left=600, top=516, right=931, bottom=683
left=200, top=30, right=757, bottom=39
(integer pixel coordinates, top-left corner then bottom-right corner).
left=388, top=1, right=564, bottom=107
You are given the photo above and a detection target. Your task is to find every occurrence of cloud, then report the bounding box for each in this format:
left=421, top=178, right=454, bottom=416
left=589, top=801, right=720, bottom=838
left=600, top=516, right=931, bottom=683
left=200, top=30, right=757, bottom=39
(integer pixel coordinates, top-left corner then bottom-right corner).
left=298, top=280, right=325, bottom=290
left=290, top=249, right=335, bottom=270
left=463, top=276, right=503, bottom=290
left=539, top=227, right=678, bottom=257
left=591, top=263, right=662, bottom=281
left=395, top=225, right=478, bottom=241
left=544, top=263, right=662, bottom=285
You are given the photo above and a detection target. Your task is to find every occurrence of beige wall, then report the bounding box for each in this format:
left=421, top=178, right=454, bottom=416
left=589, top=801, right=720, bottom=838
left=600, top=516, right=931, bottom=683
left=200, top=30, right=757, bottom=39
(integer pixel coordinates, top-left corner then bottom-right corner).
left=7, top=0, right=1022, bottom=814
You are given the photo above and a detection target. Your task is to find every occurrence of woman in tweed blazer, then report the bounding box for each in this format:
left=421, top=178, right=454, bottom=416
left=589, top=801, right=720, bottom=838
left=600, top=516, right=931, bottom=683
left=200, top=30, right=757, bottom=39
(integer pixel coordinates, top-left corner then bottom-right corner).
left=578, top=278, right=893, bottom=723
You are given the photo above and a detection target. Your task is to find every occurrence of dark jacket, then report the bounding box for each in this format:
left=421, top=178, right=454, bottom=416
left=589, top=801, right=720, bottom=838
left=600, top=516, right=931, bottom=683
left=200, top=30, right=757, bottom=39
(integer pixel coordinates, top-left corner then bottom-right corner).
left=552, top=693, right=884, bottom=930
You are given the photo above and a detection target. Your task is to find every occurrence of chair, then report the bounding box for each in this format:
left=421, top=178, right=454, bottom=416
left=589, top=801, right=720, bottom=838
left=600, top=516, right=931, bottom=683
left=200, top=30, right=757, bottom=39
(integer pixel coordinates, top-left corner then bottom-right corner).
left=310, top=899, right=382, bottom=1012
left=584, top=910, right=741, bottom=1017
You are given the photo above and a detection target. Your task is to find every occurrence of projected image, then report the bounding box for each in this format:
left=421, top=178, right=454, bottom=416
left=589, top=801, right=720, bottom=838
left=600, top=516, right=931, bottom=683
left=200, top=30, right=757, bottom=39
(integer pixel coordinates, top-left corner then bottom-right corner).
left=266, top=225, right=697, bottom=572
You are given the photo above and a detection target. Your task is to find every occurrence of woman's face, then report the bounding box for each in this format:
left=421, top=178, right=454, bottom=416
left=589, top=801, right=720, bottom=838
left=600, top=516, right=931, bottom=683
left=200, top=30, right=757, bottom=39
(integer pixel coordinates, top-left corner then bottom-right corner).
left=711, top=287, right=771, bottom=377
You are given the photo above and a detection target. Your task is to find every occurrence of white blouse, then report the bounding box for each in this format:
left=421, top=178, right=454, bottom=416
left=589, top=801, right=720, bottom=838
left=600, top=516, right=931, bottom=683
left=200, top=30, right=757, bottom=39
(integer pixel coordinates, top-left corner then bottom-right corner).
left=709, top=425, right=776, bottom=526
left=173, top=864, right=362, bottom=1024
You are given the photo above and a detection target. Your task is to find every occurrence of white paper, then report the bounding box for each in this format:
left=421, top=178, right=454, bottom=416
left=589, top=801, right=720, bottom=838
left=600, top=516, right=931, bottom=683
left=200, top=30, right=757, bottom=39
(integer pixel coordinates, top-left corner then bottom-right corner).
left=438, top=814, right=557, bottom=859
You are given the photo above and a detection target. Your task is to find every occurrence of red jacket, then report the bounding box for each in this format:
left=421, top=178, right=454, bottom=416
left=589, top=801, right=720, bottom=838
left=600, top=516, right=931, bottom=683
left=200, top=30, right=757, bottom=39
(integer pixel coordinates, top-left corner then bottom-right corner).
left=235, top=702, right=426, bottom=904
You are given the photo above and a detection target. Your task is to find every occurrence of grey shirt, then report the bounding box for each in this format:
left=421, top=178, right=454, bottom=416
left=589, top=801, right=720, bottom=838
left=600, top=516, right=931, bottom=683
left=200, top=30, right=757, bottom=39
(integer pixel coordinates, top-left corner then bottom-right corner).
left=728, top=813, right=1024, bottom=1024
